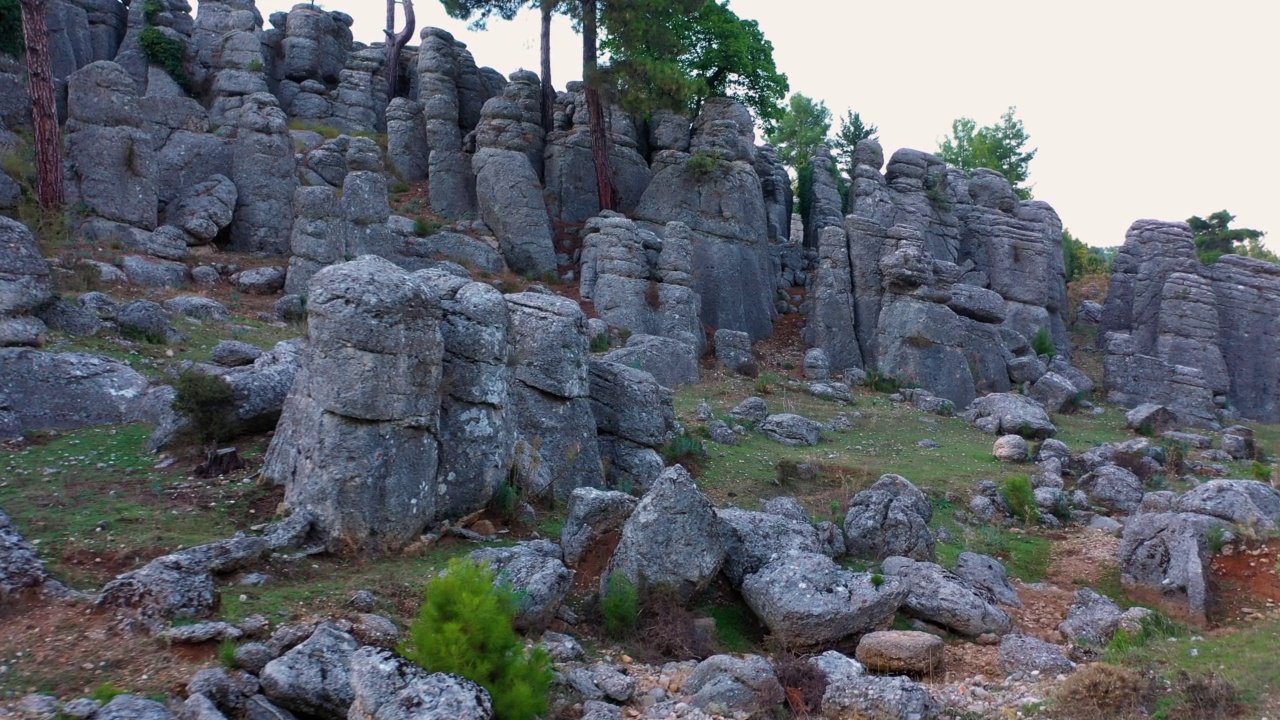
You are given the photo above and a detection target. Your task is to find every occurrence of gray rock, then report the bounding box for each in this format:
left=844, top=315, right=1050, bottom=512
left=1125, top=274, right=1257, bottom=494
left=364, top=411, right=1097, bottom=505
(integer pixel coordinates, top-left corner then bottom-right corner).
left=1, top=506, right=51, bottom=598
left=117, top=299, right=176, bottom=343
left=227, top=94, right=296, bottom=255
left=0, top=317, right=47, bottom=347
left=234, top=643, right=276, bottom=675
left=1125, top=403, right=1178, bottom=435
left=602, top=334, right=699, bottom=389
left=741, top=551, right=907, bottom=647
left=469, top=541, right=574, bottom=631
left=589, top=360, right=676, bottom=447
left=121, top=254, right=191, bottom=288
left=844, top=474, right=935, bottom=562
left=820, top=670, right=940, bottom=720
left=0, top=216, right=53, bottom=317
left=193, top=266, right=221, bottom=286
left=187, top=667, right=259, bottom=716
left=164, top=296, right=229, bottom=322
left=855, top=630, right=945, bottom=675
left=180, top=694, right=228, bottom=720
left=1088, top=515, right=1124, bottom=535
left=683, top=655, right=781, bottom=716
left=809, top=381, right=853, bottom=403
left=1057, top=588, right=1123, bottom=648
left=159, top=621, right=243, bottom=644
left=707, top=420, right=738, bottom=446
left=759, top=413, right=822, bottom=447
left=881, top=555, right=1013, bottom=638
left=604, top=464, right=725, bottom=598
left=717, top=508, right=823, bottom=587
left=954, top=552, right=1021, bottom=608
left=998, top=634, right=1074, bottom=678
left=350, top=613, right=401, bottom=648
left=1173, top=479, right=1280, bottom=532
left=713, top=329, right=753, bottom=372
left=1078, top=300, right=1103, bottom=323
left=1029, top=371, right=1080, bottom=413
left=993, top=434, right=1029, bottom=462
left=0, top=350, right=153, bottom=439
left=1037, top=438, right=1072, bottom=465
left=212, top=340, right=263, bottom=367
left=762, top=496, right=810, bottom=523
left=1007, top=355, right=1047, bottom=384
left=1077, top=464, right=1144, bottom=514
left=962, top=392, right=1057, bottom=439
left=259, top=625, right=358, bottom=720
left=166, top=175, right=237, bottom=244
left=728, top=396, right=768, bottom=424
left=561, top=488, right=637, bottom=567
left=347, top=646, right=493, bottom=720
left=96, top=695, right=177, bottom=720
left=472, top=148, right=555, bottom=275
left=231, top=266, right=287, bottom=295
left=803, top=347, right=831, bottom=380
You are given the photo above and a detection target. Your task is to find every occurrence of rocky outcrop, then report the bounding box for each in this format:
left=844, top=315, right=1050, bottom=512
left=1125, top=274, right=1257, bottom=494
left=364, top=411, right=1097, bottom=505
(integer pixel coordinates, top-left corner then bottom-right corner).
left=1117, top=512, right=1225, bottom=625
left=843, top=474, right=935, bottom=562
left=0, top=217, right=54, bottom=347
left=579, top=213, right=704, bottom=352
left=804, top=141, right=1070, bottom=407
left=0, top=349, right=157, bottom=439
left=225, top=93, right=296, bottom=254
left=634, top=98, right=777, bottom=340
left=1101, top=219, right=1280, bottom=425
left=588, top=359, right=675, bottom=491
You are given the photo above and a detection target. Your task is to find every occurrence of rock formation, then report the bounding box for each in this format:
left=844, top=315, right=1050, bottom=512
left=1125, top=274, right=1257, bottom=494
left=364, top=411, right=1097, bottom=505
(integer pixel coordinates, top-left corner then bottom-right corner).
left=803, top=140, right=1070, bottom=408
left=1101, top=219, right=1280, bottom=425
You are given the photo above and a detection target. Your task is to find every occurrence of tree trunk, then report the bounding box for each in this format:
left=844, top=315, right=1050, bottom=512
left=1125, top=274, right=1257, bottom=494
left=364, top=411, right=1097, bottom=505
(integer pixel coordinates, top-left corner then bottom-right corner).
left=539, top=0, right=554, bottom=133
left=581, top=0, right=614, bottom=211
left=20, top=0, right=65, bottom=211
left=384, top=0, right=415, bottom=100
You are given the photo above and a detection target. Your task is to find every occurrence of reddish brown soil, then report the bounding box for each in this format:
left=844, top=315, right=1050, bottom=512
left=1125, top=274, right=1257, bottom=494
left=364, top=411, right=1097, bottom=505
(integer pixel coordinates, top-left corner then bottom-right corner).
left=1210, top=539, right=1280, bottom=624
left=753, top=313, right=808, bottom=377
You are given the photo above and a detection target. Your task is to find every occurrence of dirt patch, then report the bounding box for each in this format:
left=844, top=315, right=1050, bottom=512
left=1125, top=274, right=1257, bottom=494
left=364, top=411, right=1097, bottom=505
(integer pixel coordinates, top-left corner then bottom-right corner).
left=1046, top=529, right=1122, bottom=588
left=754, top=314, right=808, bottom=378
left=936, top=642, right=1001, bottom=683
left=572, top=530, right=621, bottom=594
left=1211, top=539, right=1280, bottom=624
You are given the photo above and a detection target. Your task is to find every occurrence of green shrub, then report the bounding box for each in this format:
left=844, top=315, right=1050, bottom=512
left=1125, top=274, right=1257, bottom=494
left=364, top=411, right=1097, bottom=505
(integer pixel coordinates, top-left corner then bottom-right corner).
left=660, top=432, right=705, bottom=467
left=754, top=371, right=781, bottom=394
left=1001, top=474, right=1038, bottom=524
left=601, top=573, right=640, bottom=639
left=413, top=217, right=440, bottom=237
left=89, top=683, right=127, bottom=704
left=589, top=334, right=610, bottom=353
left=173, top=370, right=238, bottom=451
left=923, top=173, right=952, bottom=211
left=247, top=58, right=263, bottom=72
left=1251, top=460, right=1270, bottom=482
left=870, top=573, right=885, bottom=588
left=865, top=369, right=902, bottom=394
left=687, top=151, right=720, bottom=178
left=488, top=479, right=519, bottom=519
left=142, top=0, right=164, bottom=24
left=401, top=559, right=554, bottom=720
left=390, top=180, right=411, bottom=194
left=1206, top=525, right=1227, bottom=555
left=138, top=26, right=189, bottom=88
left=1031, top=327, right=1055, bottom=357
left=218, top=639, right=237, bottom=669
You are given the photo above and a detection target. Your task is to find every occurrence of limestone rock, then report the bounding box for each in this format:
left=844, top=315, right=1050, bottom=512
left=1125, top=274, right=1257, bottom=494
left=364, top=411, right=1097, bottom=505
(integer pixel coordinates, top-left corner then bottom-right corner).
left=993, top=434, right=1029, bottom=462
left=560, top=488, right=637, bottom=567
left=855, top=630, right=945, bottom=675
left=759, top=413, right=822, bottom=447
left=882, top=555, right=1013, bottom=638
left=1125, top=403, right=1178, bottom=435
left=954, top=552, right=1022, bottom=608
left=998, top=634, right=1074, bottom=678
left=348, top=647, right=493, bottom=720
left=260, top=626, right=358, bottom=720
left=844, top=474, right=935, bottom=562
left=1117, top=512, right=1225, bottom=624
left=1077, top=464, right=1144, bottom=515
left=469, top=542, right=573, bottom=631
left=717, top=508, right=823, bottom=588
left=962, top=392, right=1057, bottom=439
left=602, top=334, right=699, bottom=389
left=0, top=216, right=53, bottom=318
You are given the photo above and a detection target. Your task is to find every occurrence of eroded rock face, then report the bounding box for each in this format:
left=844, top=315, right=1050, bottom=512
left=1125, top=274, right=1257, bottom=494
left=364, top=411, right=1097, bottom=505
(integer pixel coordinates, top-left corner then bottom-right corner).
left=262, top=257, right=444, bottom=554
left=881, top=555, right=1013, bottom=638
left=844, top=474, right=935, bottom=562
left=1101, top=219, right=1280, bottom=425
left=1118, top=512, right=1225, bottom=624
left=0, top=217, right=53, bottom=319
left=468, top=541, right=573, bottom=631
left=348, top=647, right=494, bottom=720
left=804, top=142, right=1070, bottom=407
left=0, top=349, right=154, bottom=439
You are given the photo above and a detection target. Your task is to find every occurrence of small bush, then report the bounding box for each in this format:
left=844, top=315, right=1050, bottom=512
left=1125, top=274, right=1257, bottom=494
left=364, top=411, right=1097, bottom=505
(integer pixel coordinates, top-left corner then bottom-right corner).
left=390, top=181, right=411, bottom=194
left=1001, top=475, right=1038, bottom=524
left=413, top=217, right=440, bottom=237
left=774, top=655, right=827, bottom=717
left=601, top=573, right=640, bottom=639
left=1206, top=525, right=1227, bottom=555
left=1251, top=460, right=1270, bottom=482
left=1031, top=327, right=1055, bottom=357
left=687, top=151, right=720, bottom=178
left=866, top=368, right=902, bottom=394
left=645, top=279, right=661, bottom=309
left=401, top=559, right=554, bottom=720
left=138, top=27, right=189, bottom=88
left=1050, top=663, right=1149, bottom=720
left=173, top=370, right=238, bottom=451
left=218, top=639, right=237, bottom=669
left=488, top=478, right=519, bottom=520
left=660, top=432, right=705, bottom=470
left=923, top=172, right=952, bottom=211
left=142, top=0, right=164, bottom=24
left=589, top=334, right=610, bottom=353
left=870, top=573, right=885, bottom=588
left=89, top=683, right=127, bottom=704
left=1157, top=671, right=1242, bottom=720
left=1106, top=611, right=1181, bottom=657
left=635, top=587, right=717, bottom=660
left=754, top=371, right=780, bottom=394
left=0, top=0, right=23, bottom=58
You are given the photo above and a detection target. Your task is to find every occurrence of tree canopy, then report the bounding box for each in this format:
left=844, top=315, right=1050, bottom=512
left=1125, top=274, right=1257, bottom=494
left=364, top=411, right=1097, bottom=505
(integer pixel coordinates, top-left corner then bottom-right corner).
left=1188, top=210, right=1272, bottom=265
left=763, top=93, right=831, bottom=170
left=938, top=106, right=1037, bottom=200
left=0, top=0, right=22, bottom=58
left=1062, top=229, right=1113, bottom=281
left=831, top=109, right=877, bottom=177
left=439, top=0, right=531, bottom=29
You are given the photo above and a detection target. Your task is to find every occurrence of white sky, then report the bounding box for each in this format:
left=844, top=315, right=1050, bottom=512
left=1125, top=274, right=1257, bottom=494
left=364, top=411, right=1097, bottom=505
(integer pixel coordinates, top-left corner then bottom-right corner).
left=257, top=0, right=1279, bottom=250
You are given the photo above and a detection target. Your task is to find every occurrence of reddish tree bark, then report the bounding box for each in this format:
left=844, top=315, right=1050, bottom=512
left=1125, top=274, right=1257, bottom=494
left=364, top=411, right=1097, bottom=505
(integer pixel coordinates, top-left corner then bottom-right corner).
left=580, top=0, right=614, bottom=211
left=384, top=0, right=415, bottom=100
left=19, top=0, right=64, bottom=210
left=539, top=0, right=554, bottom=133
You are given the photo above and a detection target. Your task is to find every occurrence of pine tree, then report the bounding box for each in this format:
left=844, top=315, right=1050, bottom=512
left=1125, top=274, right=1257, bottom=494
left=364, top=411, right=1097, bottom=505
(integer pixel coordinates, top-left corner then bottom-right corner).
left=19, top=0, right=64, bottom=210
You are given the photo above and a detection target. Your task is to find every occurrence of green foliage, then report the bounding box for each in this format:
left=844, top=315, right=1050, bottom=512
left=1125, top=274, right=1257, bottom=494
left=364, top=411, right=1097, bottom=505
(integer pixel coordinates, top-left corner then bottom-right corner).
left=1105, top=611, right=1183, bottom=658
left=401, top=558, right=554, bottom=720
left=922, top=172, right=951, bottom=212
left=831, top=110, right=878, bottom=178
left=1251, top=460, right=1270, bottom=482
left=753, top=371, right=780, bottom=394
left=1206, top=525, right=1227, bottom=555
left=218, top=639, right=238, bottom=669
left=589, top=334, right=610, bottom=353
left=138, top=27, right=189, bottom=89
left=765, top=93, right=831, bottom=170
left=1062, top=228, right=1114, bottom=281
left=865, top=368, right=904, bottom=394
left=440, top=0, right=531, bottom=31
left=488, top=478, right=519, bottom=519
left=1000, top=475, right=1038, bottom=524
left=593, top=0, right=706, bottom=115
left=247, top=57, right=263, bottom=72
left=687, top=151, right=721, bottom=178
left=172, top=370, right=239, bottom=450
left=142, top=0, right=165, bottom=24
left=89, top=683, right=127, bottom=704
left=937, top=106, right=1037, bottom=200
left=0, top=0, right=22, bottom=58
left=654, top=0, right=789, bottom=126
left=661, top=431, right=705, bottom=466
left=413, top=217, right=442, bottom=237
left=1031, top=327, right=1055, bottom=357
left=1187, top=210, right=1270, bottom=265
left=869, top=573, right=885, bottom=588
left=601, top=572, right=640, bottom=639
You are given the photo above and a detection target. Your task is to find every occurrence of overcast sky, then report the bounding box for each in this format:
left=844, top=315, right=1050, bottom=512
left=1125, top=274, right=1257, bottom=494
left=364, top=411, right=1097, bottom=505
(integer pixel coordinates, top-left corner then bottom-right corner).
left=257, top=0, right=1278, bottom=250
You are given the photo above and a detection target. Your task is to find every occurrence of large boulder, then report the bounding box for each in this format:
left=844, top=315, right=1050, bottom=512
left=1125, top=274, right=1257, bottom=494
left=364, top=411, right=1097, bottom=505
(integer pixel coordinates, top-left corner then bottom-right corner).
left=472, top=148, right=556, bottom=276
left=560, top=488, right=637, bottom=567
left=260, top=625, right=359, bottom=720
left=998, top=634, right=1075, bottom=678
left=843, top=474, right=935, bottom=562
left=601, top=334, right=699, bottom=389
left=962, top=392, right=1057, bottom=439
left=682, top=655, right=781, bottom=717
left=1057, top=588, right=1123, bottom=648
left=855, top=630, right=945, bottom=676
left=348, top=647, right=494, bottom=720
left=1125, top=403, right=1179, bottom=435
left=881, top=556, right=1013, bottom=638
left=468, top=541, right=573, bottom=631
left=1173, top=479, right=1280, bottom=532
left=0, top=217, right=53, bottom=318
left=741, top=551, right=907, bottom=647
left=717, top=508, right=823, bottom=587
left=954, top=552, right=1021, bottom=608
left=1117, top=512, right=1226, bottom=624
left=1077, top=464, right=1144, bottom=515
left=759, top=413, right=822, bottom=447
left=0, top=350, right=153, bottom=439
left=603, top=465, right=724, bottom=598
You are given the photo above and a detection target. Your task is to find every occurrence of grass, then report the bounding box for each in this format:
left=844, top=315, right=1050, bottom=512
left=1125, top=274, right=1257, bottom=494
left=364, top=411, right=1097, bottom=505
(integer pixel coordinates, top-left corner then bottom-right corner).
left=696, top=598, right=761, bottom=653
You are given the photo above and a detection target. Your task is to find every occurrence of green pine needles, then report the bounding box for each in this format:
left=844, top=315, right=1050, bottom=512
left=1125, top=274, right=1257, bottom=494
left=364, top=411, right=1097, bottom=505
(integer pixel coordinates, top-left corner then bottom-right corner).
left=401, top=559, right=553, bottom=720
left=138, top=26, right=189, bottom=89
left=601, top=572, right=640, bottom=639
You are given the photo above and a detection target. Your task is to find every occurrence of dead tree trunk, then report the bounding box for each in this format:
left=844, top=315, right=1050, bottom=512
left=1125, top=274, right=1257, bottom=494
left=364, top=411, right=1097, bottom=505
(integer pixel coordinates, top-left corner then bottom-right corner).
left=19, top=0, right=65, bottom=211
left=384, top=0, right=415, bottom=100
